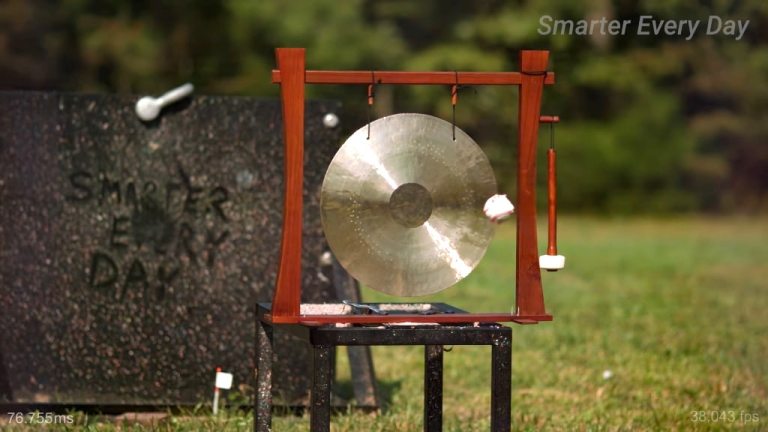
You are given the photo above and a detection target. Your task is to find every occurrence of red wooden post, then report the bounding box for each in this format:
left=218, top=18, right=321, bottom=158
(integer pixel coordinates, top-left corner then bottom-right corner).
left=271, top=48, right=306, bottom=323
left=516, top=51, right=549, bottom=317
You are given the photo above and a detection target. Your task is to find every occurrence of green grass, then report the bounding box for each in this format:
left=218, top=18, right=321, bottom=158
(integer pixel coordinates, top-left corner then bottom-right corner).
left=4, top=217, right=767, bottom=431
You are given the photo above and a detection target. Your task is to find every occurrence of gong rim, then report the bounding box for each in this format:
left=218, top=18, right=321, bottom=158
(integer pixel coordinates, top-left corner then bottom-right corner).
left=320, top=113, right=497, bottom=296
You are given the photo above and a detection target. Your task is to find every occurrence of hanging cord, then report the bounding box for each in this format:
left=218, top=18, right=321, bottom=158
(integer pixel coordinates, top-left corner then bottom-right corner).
left=367, top=71, right=375, bottom=140
left=451, top=71, right=459, bottom=141
left=449, top=71, right=478, bottom=141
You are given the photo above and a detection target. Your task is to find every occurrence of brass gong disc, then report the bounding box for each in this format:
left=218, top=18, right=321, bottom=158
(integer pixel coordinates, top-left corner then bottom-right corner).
left=320, top=113, right=497, bottom=296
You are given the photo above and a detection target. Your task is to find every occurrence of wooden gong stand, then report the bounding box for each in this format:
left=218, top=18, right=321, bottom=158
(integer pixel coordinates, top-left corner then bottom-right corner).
left=265, top=47, right=555, bottom=326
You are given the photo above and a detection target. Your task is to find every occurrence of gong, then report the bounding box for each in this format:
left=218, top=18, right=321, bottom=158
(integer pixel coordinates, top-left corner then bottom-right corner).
left=320, top=113, right=497, bottom=296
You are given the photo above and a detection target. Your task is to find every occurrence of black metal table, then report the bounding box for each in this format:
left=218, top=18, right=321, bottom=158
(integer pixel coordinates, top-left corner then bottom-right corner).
left=255, top=303, right=512, bottom=432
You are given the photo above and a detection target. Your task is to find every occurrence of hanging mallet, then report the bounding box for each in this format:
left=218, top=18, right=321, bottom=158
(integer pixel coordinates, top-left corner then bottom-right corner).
left=539, top=116, right=565, bottom=271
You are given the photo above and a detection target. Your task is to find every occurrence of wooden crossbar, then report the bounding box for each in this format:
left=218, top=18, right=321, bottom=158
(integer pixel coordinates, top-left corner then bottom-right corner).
left=272, top=70, right=555, bottom=86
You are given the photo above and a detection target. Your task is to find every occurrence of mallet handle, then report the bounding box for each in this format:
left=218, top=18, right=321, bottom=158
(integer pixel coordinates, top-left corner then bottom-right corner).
left=547, top=148, right=557, bottom=256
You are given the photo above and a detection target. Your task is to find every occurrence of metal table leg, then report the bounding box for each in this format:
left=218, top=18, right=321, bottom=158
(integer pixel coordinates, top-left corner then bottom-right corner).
left=255, top=320, right=273, bottom=432
left=491, top=334, right=512, bottom=432
left=311, top=344, right=333, bottom=432
left=424, top=344, right=444, bottom=432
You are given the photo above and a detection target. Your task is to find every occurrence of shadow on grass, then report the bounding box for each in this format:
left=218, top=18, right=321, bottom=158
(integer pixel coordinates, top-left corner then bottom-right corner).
left=265, top=379, right=402, bottom=419
left=333, top=378, right=402, bottom=414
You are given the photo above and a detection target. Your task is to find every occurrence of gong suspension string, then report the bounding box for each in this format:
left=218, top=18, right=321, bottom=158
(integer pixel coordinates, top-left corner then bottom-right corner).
left=367, top=70, right=376, bottom=140
left=449, top=72, right=478, bottom=141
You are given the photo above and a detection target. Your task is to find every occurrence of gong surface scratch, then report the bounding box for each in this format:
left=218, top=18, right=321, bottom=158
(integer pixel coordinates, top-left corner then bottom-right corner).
left=320, top=113, right=497, bottom=296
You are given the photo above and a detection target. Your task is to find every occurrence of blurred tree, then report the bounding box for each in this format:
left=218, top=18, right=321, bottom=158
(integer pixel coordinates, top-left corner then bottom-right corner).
left=0, top=0, right=766, bottom=213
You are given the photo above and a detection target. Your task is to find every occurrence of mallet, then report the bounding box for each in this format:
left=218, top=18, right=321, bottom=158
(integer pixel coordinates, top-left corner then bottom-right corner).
left=135, top=83, right=194, bottom=122
left=539, top=116, right=565, bottom=271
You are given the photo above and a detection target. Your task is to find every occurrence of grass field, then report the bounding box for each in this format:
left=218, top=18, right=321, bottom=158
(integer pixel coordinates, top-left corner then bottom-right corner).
left=4, top=217, right=767, bottom=431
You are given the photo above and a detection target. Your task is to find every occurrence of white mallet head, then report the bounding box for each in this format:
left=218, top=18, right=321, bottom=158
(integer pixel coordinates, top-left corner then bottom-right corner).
left=539, top=254, right=565, bottom=270
left=135, top=96, right=161, bottom=121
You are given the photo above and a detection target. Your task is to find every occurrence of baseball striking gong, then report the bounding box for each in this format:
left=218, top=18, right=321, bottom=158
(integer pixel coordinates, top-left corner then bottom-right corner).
left=320, top=113, right=497, bottom=296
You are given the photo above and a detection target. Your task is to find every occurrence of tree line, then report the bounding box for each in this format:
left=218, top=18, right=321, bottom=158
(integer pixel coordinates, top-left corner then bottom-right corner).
left=1, top=0, right=766, bottom=213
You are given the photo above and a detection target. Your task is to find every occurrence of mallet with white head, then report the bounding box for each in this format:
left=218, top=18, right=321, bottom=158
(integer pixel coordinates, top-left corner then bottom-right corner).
left=135, top=83, right=194, bottom=122
left=539, top=116, right=565, bottom=271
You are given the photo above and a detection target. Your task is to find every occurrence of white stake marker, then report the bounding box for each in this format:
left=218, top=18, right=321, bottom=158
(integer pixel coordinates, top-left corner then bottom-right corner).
left=212, top=367, right=234, bottom=415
